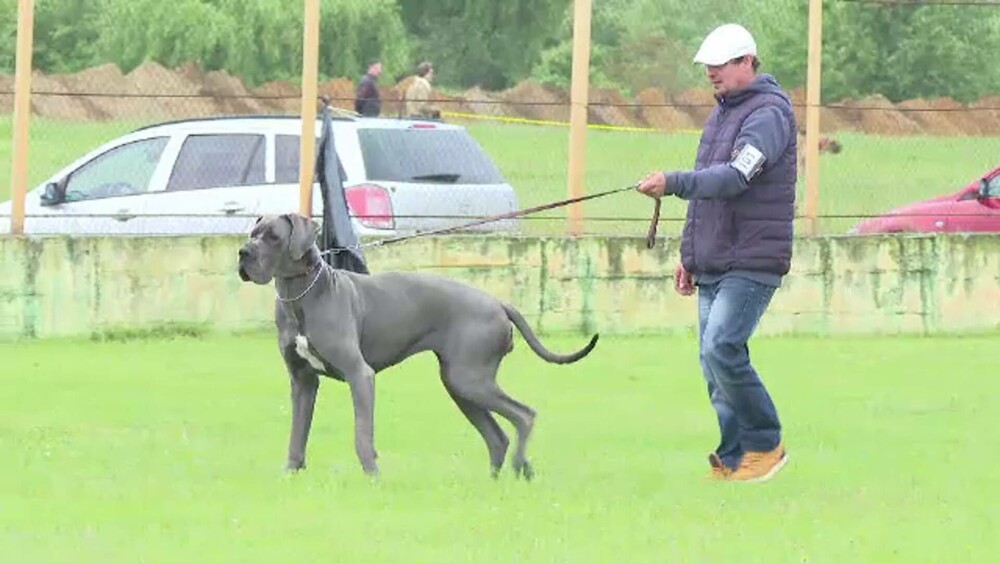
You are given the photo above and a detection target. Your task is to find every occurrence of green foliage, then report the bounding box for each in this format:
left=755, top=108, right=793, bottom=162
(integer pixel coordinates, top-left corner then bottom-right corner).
left=92, top=0, right=237, bottom=75
left=89, top=0, right=411, bottom=86
left=0, top=0, right=15, bottom=72
left=530, top=1, right=628, bottom=92
left=531, top=0, right=806, bottom=95
left=817, top=1, right=1000, bottom=103
left=319, top=0, right=411, bottom=83
left=0, top=0, right=411, bottom=87
left=531, top=0, right=1000, bottom=102
left=397, top=0, right=569, bottom=89
left=1, top=0, right=999, bottom=100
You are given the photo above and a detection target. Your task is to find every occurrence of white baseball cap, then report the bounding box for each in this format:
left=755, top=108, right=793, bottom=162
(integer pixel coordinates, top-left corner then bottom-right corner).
left=693, top=23, right=757, bottom=66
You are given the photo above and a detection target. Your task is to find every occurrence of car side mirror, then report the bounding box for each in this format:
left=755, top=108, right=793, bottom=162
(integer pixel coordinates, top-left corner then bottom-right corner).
left=979, top=178, right=989, bottom=199
left=40, top=180, right=66, bottom=207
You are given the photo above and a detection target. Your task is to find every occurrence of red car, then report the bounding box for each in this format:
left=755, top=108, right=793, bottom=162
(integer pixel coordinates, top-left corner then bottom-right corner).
left=851, top=165, right=1000, bottom=234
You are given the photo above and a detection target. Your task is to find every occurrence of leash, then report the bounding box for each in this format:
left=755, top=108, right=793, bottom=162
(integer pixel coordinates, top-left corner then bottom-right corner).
left=320, top=183, right=663, bottom=256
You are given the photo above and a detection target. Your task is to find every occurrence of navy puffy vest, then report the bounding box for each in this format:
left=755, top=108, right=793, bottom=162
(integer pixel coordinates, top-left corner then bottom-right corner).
left=680, top=80, right=797, bottom=277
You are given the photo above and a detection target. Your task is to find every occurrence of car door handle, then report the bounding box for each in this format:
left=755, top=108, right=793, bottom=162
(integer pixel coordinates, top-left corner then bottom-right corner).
left=220, top=202, right=245, bottom=215
left=114, top=209, right=136, bottom=222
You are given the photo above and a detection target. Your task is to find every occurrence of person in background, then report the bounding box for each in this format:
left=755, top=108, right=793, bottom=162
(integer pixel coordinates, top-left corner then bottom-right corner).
left=404, top=61, right=440, bottom=119
left=354, top=60, right=382, bottom=117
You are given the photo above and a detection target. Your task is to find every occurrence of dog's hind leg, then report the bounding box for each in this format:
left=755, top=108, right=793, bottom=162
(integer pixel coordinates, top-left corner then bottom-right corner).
left=440, top=356, right=509, bottom=477
left=451, top=392, right=510, bottom=478
left=446, top=364, right=537, bottom=481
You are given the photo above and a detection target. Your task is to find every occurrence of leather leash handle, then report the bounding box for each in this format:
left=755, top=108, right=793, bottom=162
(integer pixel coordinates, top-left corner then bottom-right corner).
left=645, top=197, right=661, bottom=249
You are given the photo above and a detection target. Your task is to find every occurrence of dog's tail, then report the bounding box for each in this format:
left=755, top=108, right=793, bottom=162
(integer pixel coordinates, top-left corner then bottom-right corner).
left=501, top=302, right=598, bottom=364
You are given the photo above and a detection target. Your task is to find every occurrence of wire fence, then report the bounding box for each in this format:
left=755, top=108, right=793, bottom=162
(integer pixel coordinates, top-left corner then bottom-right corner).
left=2, top=1, right=998, bottom=239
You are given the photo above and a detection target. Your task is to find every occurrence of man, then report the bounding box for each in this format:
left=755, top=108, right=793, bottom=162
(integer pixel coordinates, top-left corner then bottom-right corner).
left=354, top=60, right=382, bottom=117
left=636, top=23, right=796, bottom=483
left=404, top=61, right=441, bottom=119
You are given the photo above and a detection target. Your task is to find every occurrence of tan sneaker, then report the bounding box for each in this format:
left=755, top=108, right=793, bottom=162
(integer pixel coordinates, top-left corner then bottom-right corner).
left=730, top=443, right=788, bottom=483
left=707, top=452, right=733, bottom=480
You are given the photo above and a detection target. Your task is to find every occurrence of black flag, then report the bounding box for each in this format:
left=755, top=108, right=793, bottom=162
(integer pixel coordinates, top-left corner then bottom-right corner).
left=315, top=104, right=370, bottom=274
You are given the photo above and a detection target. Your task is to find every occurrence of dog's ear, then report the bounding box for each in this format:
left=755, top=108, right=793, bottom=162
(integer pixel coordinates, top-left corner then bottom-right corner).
left=285, top=213, right=319, bottom=261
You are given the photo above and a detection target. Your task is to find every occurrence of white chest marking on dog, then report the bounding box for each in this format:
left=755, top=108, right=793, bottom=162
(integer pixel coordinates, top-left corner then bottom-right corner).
left=294, top=335, right=326, bottom=371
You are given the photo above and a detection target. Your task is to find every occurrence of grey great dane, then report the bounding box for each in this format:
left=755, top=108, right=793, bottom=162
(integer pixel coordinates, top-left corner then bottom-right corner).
left=237, top=213, right=598, bottom=479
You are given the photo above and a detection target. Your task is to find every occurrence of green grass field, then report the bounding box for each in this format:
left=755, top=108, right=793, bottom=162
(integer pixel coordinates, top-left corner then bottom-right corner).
left=2, top=332, right=997, bottom=561
left=2, top=116, right=998, bottom=234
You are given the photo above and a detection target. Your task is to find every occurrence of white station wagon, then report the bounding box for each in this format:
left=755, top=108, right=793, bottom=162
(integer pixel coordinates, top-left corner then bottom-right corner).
left=0, top=115, right=520, bottom=237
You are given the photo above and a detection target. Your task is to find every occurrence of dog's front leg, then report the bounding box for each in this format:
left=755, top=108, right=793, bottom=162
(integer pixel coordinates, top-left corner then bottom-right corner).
left=347, top=364, right=379, bottom=476
left=286, top=366, right=320, bottom=471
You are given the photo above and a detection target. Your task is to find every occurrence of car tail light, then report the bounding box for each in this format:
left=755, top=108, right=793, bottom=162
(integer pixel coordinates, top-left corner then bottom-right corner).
left=409, top=123, right=437, bottom=129
left=345, top=184, right=394, bottom=230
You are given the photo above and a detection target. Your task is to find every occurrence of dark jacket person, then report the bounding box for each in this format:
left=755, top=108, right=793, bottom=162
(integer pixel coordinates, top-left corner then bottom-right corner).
left=636, top=23, right=796, bottom=484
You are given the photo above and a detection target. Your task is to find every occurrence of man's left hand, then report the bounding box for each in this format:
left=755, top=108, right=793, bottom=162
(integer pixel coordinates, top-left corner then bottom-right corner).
left=636, top=171, right=668, bottom=199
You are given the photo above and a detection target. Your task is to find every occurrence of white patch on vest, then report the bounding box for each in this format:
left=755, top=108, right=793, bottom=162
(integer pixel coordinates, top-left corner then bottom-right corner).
left=729, top=143, right=766, bottom=181
left=294, top=335, right=326, bottom=371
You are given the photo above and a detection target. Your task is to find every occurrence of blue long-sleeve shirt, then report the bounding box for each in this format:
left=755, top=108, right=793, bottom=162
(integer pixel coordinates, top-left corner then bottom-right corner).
left=666, top=105, right=792, bottom=200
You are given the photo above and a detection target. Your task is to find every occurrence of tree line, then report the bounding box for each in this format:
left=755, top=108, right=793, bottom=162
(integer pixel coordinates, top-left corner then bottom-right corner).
left=2, top=0, right=998, bottom=103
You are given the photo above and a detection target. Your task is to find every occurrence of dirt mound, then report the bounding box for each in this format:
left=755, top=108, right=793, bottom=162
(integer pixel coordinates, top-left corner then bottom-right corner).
left=588, top=87, right=637, bottom=128
left=836, top=94, right=923, bottom=135
left=672, top=88, right=716, bottom=125
left=432, top=89, right=463, bottom=115
left=127, top=61, right=219, bottom=119
left=51, top=63, right=125, bottom=120
left=499, top=80, right=568, bottom=123
left=2, top=62, right=998, bottom=136
left=786, top=87, right=852, bottom=133
left=820, top=106, right=856, bottom=133
left=896, top=98, right=967, bottom=136
left=319, top=78, right=356, bottom=113
left=932, top=97, right=993, bottom=136
left=0, top=74, right=11, bottom=114
left=252, top=79, right=301, bottom=114
left=455, top=86, right=512, bottom=118
left=634, top=87, right=697, bottom=131
left=201, top=69, right=265, bottom=115
left=971, top=96, right=1000, bottom=135
left=25, top=71, right=86, bottom=121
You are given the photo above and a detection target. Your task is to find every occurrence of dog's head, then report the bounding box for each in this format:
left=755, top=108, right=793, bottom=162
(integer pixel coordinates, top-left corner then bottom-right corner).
left=238, top=213, right=319, bottom=285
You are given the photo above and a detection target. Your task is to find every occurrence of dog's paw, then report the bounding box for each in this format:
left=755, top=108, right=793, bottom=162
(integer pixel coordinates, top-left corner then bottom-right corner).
left=515, top=460, right=535, bottom=482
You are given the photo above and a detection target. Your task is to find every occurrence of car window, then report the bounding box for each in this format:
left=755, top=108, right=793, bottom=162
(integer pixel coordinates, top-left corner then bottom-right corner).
left=166, top=134, right=265, bottom=191
left=275, top=135, right=303, bottom=184
left=988, top=175, right=1000, bottom=198
left=64, top=137, right=169, bottom=202
left=275, top=134, right=344, bottom=184
left=357, top=128, right=505, bottom=185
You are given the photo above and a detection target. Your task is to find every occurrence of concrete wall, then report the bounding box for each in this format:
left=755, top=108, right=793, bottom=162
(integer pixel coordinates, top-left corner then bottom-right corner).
left=1, top=234, right=998, bottom=341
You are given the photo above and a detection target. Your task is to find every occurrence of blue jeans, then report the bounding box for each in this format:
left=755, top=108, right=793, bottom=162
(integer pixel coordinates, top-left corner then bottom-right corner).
left=697, top=276, right=781, bottom=469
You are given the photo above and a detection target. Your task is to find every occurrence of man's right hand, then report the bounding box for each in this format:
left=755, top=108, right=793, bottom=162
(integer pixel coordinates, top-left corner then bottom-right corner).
left=674, top=263, right=695, bottom=296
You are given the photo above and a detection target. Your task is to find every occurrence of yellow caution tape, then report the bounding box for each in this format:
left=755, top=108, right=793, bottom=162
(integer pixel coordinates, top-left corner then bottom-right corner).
left=441, top=110, right=700, bottom=134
